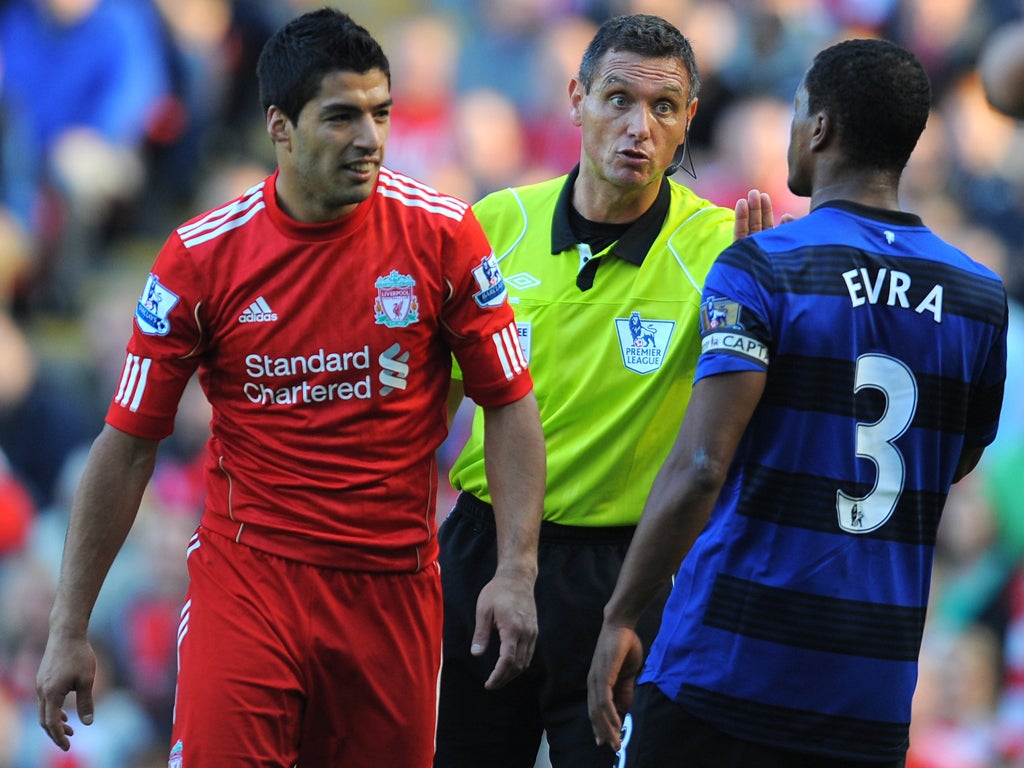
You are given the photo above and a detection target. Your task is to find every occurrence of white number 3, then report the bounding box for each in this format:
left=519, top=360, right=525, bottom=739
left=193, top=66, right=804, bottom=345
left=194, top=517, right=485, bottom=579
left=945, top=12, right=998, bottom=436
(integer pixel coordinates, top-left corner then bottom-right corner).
left=836, top=353, right=918, bottom=533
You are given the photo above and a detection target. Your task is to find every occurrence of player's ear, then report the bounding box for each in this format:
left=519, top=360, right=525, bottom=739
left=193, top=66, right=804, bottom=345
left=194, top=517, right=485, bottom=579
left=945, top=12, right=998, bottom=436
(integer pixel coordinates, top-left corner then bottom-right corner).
left=809, top=110, right=831, bottom=152
left=267, top=106, right=293, bottom=149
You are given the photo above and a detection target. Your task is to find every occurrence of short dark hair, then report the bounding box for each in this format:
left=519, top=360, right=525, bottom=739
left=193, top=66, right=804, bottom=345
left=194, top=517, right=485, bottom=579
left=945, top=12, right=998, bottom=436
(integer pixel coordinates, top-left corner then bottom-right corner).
left=578, top=14, right=699, bottom=102
left=256, top=7, right=391, bottom=123
left=805, top=38, right=930, bottom=172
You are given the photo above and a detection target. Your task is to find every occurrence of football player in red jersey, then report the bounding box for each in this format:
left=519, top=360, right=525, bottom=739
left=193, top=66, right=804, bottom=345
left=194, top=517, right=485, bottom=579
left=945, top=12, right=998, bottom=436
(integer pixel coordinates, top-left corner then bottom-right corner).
left=35, top=9, right=544, bottom=767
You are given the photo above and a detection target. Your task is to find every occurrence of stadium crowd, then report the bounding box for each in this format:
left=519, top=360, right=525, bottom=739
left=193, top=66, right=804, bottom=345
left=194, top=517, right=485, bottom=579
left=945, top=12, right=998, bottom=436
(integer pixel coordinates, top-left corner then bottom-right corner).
left=0, top=0, right=1023, bottom=766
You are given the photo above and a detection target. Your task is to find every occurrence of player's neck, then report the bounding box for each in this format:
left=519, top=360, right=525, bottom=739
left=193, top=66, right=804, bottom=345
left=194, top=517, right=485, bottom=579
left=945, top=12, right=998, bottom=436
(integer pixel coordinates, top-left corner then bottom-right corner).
left=810, top=168, right=902, bottom=213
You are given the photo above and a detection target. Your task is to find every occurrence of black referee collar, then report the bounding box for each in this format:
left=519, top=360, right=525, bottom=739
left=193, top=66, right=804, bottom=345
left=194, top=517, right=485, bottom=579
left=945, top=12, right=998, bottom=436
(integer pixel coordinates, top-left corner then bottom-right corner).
left=550, top=164, right=671, bottom=266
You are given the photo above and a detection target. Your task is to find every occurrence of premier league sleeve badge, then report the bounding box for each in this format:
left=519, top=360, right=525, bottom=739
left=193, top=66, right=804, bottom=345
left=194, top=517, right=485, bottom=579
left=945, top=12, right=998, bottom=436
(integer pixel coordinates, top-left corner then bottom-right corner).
left=135, top=273, right=180, bottom=336
left=471, top=253, right=508, bottom=308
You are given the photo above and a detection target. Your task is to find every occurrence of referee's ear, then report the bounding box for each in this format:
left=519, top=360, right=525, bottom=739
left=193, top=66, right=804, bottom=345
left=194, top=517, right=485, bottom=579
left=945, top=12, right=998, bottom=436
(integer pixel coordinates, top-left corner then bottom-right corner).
left=568, top=77, right=586, bottom=128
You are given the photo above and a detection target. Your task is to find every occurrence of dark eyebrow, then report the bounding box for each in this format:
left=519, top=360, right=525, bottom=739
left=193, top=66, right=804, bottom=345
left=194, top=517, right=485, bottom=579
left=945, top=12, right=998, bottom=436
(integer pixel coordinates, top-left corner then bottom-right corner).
left=600, top=74, right=685, bottom=97
left=320, top=98, right=394, bottom=116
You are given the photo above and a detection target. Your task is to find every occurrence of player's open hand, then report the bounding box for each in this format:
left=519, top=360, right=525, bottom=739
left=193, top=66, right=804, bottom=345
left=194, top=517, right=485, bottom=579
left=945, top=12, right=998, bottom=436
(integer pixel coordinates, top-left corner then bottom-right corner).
left=36, top=633, right=98, bottom=751
left=587, top=622, right=643, bottom=752
left=734, top=188, right=795, bottom=241
left=472, top=570, right=538, bottom=690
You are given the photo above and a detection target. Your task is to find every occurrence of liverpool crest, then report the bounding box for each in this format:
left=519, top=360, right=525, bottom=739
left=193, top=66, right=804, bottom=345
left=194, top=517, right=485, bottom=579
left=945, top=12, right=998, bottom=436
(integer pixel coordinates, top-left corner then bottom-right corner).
left=374, top=270, right=420, bottom=328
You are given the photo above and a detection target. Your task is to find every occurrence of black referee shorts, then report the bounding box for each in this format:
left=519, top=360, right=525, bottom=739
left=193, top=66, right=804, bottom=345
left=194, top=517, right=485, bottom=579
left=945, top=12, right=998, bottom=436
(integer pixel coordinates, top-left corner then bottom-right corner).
left=434, top=492, right=670, bottom=768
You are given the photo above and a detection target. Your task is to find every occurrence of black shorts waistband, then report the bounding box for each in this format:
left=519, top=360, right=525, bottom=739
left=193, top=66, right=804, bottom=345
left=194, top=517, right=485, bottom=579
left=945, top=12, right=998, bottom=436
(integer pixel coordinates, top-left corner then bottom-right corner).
left=453, top=492, right=638, bottom=544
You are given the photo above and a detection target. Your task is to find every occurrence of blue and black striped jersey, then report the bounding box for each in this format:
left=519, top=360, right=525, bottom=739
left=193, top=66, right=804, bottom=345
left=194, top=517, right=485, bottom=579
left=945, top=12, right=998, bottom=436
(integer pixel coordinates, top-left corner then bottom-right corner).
left=641, top=200, right=1008, bottom=761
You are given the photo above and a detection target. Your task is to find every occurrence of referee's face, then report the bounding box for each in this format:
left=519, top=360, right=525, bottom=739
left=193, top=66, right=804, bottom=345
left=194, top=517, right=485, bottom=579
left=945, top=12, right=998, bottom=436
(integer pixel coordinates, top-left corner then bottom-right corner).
left=571, top=50, right=696, bottom=198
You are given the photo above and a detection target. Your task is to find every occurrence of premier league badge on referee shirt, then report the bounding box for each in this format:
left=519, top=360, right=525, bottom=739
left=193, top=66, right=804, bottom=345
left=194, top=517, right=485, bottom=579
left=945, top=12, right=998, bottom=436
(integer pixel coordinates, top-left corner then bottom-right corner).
left=135, top=273, right=180, bottom=336
left=614, top=311, right=675, bottom=374
left=374, top=270, right=420, bottom=328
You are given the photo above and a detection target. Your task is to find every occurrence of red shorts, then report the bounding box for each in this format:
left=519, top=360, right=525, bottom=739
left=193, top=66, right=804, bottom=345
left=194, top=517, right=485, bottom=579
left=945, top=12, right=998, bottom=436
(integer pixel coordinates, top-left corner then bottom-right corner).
left=169, top=526, right=443, bottom=767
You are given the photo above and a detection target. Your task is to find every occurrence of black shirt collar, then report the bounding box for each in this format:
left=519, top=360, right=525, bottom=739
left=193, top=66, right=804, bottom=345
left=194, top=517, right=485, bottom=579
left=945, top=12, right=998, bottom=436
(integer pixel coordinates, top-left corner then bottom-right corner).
left=812, top=199, right=924, bottom=227
left=551, top=164, right=672, bottom=265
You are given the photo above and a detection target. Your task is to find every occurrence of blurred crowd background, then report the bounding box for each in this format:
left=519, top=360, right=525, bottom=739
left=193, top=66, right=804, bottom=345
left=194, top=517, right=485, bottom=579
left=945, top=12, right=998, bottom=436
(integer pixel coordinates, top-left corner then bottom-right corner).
left=0, top=0, right=1023, bottom=766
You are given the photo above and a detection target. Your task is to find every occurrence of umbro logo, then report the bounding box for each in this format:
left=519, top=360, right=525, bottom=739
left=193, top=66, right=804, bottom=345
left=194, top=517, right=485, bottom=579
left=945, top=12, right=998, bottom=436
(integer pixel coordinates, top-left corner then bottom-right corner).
left=239, top=296, right=278, bottom=323
left=505, top=272, right=541, bottom=290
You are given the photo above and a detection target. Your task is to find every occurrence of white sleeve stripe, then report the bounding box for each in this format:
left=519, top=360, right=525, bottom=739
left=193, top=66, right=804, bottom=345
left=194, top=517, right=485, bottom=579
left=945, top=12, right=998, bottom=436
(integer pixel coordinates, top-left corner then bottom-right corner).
left=177, top=183, right=264, bottom=237
left=509, top=321, right=528, bottom=369
left=377, top=188, right=463, bottom=221
left=129, top=358, right=151, bottom=412
left=114, top=352, right=135, bottom=404
left=492, top=330, right=514, bottom=380
left=115, top=355, right=140, bottom=408
left=379, top=168, right=469, bottom=213
left=181, top=202, right=265, bottom=247
left=500, top=323, right=524, bottom=376
left=115, top=354, right=151, bottom=413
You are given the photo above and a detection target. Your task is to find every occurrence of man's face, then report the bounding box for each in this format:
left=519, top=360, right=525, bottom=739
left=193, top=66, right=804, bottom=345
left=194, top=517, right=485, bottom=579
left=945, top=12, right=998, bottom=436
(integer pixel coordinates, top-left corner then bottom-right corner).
left=570, top=50, right=695, bottom=192
left=787, top=79, right=813, bottom=198
left=275, top=68, right=392, bottom=221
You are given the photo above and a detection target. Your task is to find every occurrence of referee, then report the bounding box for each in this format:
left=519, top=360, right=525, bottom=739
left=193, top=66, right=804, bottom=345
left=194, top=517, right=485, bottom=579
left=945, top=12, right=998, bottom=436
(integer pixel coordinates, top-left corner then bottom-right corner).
left=436, top=13, right=778, bottom=768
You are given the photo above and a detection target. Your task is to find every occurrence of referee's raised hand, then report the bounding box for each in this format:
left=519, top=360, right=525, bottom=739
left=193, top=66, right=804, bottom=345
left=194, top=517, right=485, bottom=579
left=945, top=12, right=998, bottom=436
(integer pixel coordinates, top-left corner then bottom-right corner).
left=733, top=187, right=794, bottom=241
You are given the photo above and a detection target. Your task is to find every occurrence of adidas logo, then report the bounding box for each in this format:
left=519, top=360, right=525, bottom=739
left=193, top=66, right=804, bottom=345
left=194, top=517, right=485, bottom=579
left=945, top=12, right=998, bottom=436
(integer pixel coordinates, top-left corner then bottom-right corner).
left=239, top=296, right=278, bottom=323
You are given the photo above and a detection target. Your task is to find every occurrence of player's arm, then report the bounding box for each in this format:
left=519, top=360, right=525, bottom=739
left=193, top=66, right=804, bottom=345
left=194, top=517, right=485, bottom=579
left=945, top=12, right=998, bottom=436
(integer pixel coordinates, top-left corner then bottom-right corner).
left=475, top=390, right=545, bottom=689
left=954, top=294, right=1007, bottom=483
left=36, top=424, right=159, bottom=750
left=953, top=445, right=985, bottom=483
left=447, top=378, right=465, bottom=429
left=587, top=370, right=765, bottom=750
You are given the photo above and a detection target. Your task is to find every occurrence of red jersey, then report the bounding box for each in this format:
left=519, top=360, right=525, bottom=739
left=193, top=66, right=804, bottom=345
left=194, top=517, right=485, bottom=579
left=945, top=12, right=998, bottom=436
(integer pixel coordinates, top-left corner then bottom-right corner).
left=106, top=168, right=531, bottom=571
